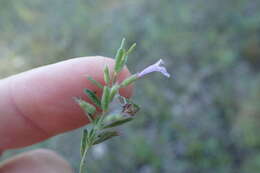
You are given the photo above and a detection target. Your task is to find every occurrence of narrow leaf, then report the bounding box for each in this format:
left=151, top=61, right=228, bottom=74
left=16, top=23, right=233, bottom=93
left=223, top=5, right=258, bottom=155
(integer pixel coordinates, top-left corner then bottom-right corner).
left=120, top=74, right=138, bottom=88
left=115, top=50, right=126, bottom=73
left=87, top=128, right=96, bottom=144
left=104, top=65, right=110, bottom=85
left=93, top=115, right=105, bottom=128
left=115, top=38, right=126, bottom=73
left=103, top=117, right=133, bottom=129
left=104, top=114, right=122, bottom=122
left=127, top=43, right=136, bottom=55
left=75, top=98, right=96, bottom=121
left=84, top=89, right=101, bottom=107
left=109, top=85, right=120, bottom=102
left=119, top=43, right=136, bottom=69
left=101, top=86, right=110, bottom=111
left=119, top=38, right=126, bottom=49
left=116, top=42, right=136, bottom=73
left=87, top=76, right=103, bottom=89
left=117, top=52, right=127, bottom=73
left=93, top=131, right=119, bottom=145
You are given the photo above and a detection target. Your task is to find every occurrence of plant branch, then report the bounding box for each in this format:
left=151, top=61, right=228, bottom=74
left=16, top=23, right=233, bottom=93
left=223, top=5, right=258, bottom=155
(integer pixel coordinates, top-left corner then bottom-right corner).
left=79, top=145, right=90, bottom=173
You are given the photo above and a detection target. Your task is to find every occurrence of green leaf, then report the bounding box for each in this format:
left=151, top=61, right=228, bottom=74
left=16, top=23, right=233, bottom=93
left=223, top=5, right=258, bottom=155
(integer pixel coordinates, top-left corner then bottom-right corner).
left=120, top=74, right=138, bottom=87
left=101, top=86, right=110, bottom=111
left=104, top=114, right=122, bottom=122
left=102, top=117, right=133, bottom=129
left=115, top=38, right=126, bottom=73
left=87, top=76, right=103, bottom=89
left=126, top=43, right=136, bottom=55
left=93, top=131, right=119, bottom=145
left=84, top=89, right=101, bottom=107
left=115, top=40, right=136, bottom=73
left=80, top=129, right=88, bottom=157
left=87, top=128, right=96, bottom=144
left=93, top=115, right=105, bottom=129
left=75, top=98, right=96, bottom=121
left=118, top=43, right=136, bottom=69
left=109, top=85, right=120, bottom=102
left=104, top=65, right=110, bottom=85
left=118, top=53, right=127, bottom=71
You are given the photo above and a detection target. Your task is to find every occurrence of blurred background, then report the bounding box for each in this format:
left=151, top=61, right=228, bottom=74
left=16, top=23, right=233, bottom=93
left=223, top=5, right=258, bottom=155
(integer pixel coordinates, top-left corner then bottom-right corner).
left=1, top=0, right=260, bottom=172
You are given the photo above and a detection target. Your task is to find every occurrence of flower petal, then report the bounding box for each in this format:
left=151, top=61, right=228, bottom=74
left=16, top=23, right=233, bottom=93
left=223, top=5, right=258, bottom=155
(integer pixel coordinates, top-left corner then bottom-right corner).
left=137, top=59, right=170, bottom=78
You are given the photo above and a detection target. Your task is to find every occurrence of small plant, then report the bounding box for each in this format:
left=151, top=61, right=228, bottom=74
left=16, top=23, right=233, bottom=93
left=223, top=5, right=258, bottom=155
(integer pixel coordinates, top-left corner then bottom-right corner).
left=76, top=38, right=170, bottom=173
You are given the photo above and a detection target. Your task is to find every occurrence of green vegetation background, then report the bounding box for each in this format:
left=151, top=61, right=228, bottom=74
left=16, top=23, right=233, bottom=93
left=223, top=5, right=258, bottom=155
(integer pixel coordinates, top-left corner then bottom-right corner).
left=1, top=0, right=260, bottom=172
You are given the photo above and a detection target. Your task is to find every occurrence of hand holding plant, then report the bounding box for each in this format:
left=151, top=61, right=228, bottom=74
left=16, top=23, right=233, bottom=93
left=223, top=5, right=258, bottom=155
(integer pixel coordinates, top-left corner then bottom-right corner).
left=76, top=38, right=170, bottom=173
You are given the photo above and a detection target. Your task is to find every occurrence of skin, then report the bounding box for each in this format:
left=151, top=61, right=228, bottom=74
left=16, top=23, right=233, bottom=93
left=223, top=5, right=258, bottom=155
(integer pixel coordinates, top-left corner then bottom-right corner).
left=0, top=56, right=132, bottom=173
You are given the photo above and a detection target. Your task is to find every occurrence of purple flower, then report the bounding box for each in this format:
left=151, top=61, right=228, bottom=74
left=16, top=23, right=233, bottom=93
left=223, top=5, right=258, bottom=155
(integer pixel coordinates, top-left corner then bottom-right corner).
left=137, top=59, right=170, bottom=78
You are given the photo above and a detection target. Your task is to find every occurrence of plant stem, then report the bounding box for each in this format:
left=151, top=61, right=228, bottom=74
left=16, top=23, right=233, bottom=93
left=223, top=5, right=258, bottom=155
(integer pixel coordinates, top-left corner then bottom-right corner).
left=78, top=72, right=116, bottom=173
left=111, top=72, right=118, bottom=86
left=79, top=145, right=90, bottom=173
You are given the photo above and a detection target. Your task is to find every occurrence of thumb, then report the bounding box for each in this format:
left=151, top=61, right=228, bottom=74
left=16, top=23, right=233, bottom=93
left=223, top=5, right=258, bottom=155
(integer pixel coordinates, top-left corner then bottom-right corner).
left=0, top=149, right=73, bottom=173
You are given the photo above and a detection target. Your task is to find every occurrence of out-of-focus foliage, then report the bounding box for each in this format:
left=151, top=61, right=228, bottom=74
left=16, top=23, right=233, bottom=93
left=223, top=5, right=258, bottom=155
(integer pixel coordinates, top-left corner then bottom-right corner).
left=1, top=0, right=260, bottom=172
